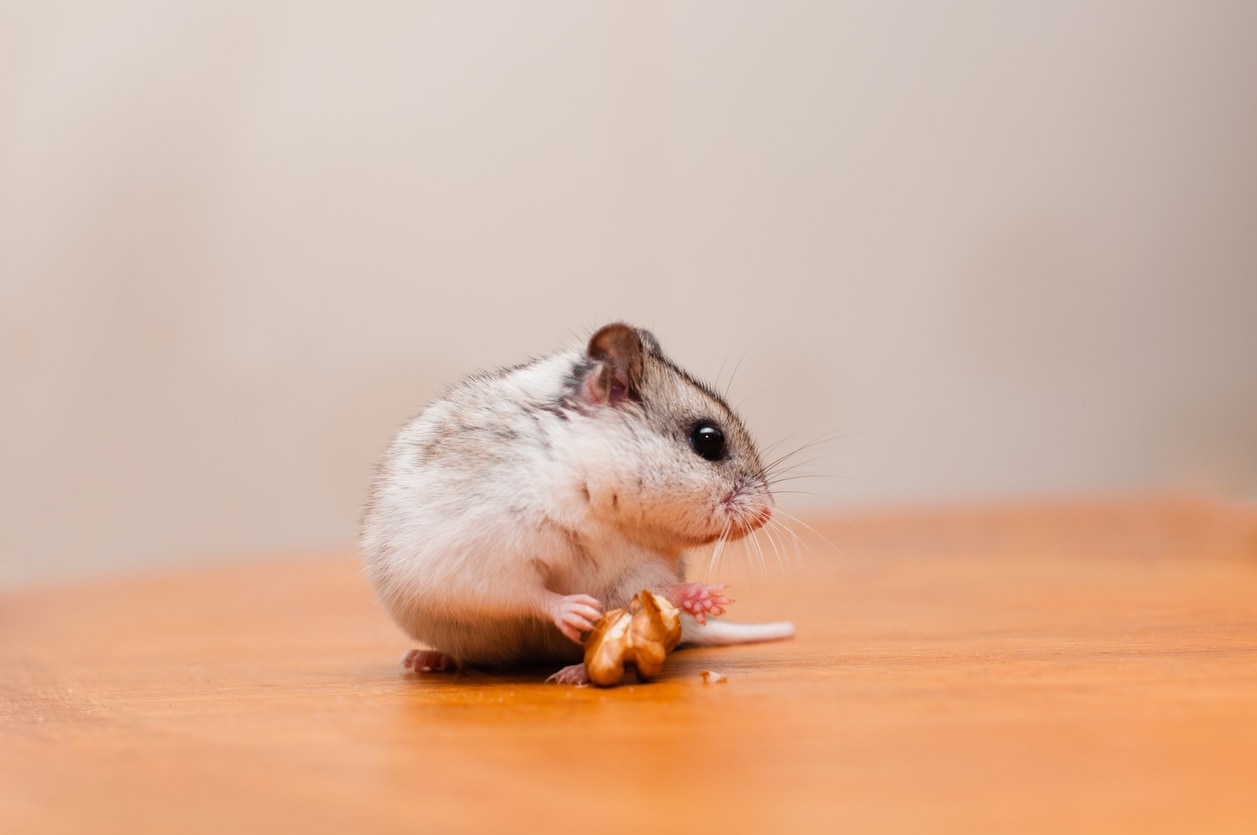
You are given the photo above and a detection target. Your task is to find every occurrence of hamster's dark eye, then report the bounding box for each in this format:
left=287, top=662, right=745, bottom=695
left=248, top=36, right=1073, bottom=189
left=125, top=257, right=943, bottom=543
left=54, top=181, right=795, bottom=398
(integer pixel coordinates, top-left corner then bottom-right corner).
left=689, top=421, right=726, bottom=462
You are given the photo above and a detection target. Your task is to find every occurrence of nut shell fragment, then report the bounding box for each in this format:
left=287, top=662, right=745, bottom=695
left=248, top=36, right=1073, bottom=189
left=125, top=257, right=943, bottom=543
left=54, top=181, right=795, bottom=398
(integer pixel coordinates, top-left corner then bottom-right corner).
left=584, top=590, right=682, bottom=687
left=584, top=607, right=630, bottom=686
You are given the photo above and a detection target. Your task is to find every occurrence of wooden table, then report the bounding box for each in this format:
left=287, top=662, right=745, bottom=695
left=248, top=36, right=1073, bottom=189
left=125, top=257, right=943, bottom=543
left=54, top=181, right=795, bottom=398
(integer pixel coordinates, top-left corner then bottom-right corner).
left=3, top=496, right=1256, bottom=834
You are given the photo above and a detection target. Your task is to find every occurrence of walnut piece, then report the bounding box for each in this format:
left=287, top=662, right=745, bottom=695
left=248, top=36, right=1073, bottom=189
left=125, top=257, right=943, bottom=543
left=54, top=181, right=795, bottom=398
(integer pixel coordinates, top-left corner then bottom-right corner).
left=584, top=589, right=683, bottom=687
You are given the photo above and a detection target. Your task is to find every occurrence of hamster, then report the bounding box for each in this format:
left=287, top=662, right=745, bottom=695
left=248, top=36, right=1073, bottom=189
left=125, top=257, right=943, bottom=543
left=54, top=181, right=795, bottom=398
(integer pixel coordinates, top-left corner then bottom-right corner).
left=360, top=323, right=794, bottom=684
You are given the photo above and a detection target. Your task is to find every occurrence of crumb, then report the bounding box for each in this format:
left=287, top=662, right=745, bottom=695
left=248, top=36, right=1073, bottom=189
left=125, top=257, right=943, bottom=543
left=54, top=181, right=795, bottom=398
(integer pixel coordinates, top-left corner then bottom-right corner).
left=699, top=670, right=728, bottom=684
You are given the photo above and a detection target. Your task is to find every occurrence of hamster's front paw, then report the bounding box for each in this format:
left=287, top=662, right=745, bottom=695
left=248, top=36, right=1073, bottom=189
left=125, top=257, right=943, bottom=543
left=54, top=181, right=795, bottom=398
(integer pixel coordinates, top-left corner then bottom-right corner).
left=667, top=582, right=734, bottom=625
left=546, top=593, right=603, bottom=643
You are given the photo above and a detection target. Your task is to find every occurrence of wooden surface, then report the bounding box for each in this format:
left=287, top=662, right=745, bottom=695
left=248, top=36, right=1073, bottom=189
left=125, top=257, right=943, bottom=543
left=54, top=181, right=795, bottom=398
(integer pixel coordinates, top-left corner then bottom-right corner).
left=3, top=496, right=1256, bottom=834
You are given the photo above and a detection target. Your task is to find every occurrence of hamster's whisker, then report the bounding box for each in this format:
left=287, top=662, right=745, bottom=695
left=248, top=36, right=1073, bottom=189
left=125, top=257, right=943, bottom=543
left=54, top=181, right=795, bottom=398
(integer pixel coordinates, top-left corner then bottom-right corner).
left=719, top=525, right=736, bottom=576
left=762, top=427, right=864, bottom=477
left=739, top=526, right=759, bottom=573
left=705, top=518, right=734, bottom=579
left=769, top=472, right=879, bottom=493
left=771, top=522, right=807, bottom=579
left=766, top=472, right=828, bottom=485
left=765, top=490, right=828, bottom=502
left=749, top=524, right=768, bottom=577
left=760, top=428, right=845, bottom=463
left=708, top=526, right=721, bottom=575
left=764, top=449, right=843, bottom=479
left=766, top=454, right=865, bottom=482
left=766, top=515, right=804, bottom=565
left=772, top=508, right=839, bottom=554
left=703, top=536, right=718, bottom=579
left=769, top=525, right=789, bottom=578
left=749, top=528, right=768, bottom=575
left=739, top=530, right=759, bottom=577
left=758, top=428, right=812, bottom=459
left=717, top=334, right=759, bottom=401
left=760, top=518, right=786, bottom=567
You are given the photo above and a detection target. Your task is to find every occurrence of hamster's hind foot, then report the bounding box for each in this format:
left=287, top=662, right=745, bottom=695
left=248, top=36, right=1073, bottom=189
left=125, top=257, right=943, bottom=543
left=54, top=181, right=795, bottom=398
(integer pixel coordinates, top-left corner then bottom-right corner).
left=546, top=663, right=590, bottom=685
left=400, top=648, right=459, bottom=673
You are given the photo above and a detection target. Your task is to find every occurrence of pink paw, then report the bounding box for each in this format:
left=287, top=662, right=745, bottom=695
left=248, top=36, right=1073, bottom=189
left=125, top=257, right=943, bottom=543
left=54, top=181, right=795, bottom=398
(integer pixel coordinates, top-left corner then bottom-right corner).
left=400, top=649, right=458, bottom=673
left=547, top=593, right=602, bottom=644
left=546, top=663, right=590, bottom=685
left=668, top=582, right=734, bottom=626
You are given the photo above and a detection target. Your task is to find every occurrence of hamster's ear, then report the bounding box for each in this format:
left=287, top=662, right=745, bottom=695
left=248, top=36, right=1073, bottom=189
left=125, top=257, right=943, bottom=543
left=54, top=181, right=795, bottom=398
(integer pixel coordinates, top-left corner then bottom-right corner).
left=583, top=323, right=643, bottom=405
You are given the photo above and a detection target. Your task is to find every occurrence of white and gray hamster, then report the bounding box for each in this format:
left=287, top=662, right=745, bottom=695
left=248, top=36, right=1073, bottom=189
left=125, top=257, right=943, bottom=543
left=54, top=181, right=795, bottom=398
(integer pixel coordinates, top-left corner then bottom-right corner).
left=361, top=323, right=794, bottom=683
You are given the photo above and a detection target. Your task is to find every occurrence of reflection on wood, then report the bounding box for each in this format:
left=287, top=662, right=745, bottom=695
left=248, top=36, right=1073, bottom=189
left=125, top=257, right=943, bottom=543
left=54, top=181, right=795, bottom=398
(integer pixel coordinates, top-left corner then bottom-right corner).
left=3, top=495, right=1256, bottom=834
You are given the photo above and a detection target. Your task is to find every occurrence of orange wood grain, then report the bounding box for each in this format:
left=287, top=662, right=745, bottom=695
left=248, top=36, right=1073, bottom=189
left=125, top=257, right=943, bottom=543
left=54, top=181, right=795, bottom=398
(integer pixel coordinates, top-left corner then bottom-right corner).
left=3, top=495, right=1256, bottom=834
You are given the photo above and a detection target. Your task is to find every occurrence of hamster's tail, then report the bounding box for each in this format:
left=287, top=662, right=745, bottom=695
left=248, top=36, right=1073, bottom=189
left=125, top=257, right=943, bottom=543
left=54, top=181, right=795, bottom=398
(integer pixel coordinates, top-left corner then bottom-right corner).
left=680, top=617, right=796, bottom=647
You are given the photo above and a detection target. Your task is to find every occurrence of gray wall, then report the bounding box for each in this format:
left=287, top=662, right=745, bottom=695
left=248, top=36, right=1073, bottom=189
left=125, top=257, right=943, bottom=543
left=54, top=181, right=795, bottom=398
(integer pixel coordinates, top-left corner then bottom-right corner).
left=3, top=2, right=1256, bottom=585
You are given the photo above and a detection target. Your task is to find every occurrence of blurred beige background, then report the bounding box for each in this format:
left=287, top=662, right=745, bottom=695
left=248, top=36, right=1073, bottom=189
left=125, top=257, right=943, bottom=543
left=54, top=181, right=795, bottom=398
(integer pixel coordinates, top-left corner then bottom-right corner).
left=2, top=2, right=1255, bottom=586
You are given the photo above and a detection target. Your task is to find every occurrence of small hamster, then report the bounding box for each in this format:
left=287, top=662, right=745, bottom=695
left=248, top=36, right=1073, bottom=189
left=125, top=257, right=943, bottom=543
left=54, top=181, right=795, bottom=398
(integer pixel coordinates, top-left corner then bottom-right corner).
left=360, top=323, right=794, bottom=683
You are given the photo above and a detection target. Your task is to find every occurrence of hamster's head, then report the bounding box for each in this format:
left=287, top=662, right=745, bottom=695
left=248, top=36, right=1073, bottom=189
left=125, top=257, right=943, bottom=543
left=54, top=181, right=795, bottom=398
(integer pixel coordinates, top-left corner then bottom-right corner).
left=568, top=323, right=774, bottom=551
